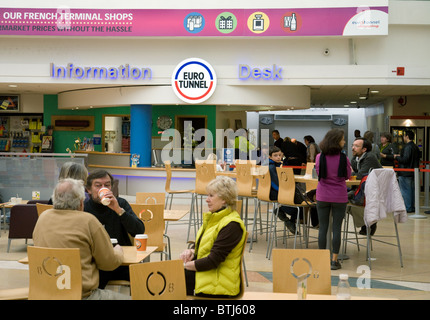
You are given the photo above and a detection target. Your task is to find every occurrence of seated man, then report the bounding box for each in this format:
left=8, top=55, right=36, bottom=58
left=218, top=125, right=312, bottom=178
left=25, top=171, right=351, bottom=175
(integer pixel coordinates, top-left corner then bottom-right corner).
left=33, top=178, right=128, bottom=300
left=268, top=146, right=297, bottom=234
left=84, top=169, right=145, bottom=289
left=349, top=138, right=382, bottom=235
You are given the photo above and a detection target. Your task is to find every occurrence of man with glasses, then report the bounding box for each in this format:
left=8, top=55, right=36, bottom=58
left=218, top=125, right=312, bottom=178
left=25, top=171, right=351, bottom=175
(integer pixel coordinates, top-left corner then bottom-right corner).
left=349, top=138, right=382, bottom=235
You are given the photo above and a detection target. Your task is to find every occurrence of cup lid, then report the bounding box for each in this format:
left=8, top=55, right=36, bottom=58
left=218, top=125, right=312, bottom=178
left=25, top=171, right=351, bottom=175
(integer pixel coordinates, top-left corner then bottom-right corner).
left=135, top=234, right=148, bottom=239
left=110, top=238, right=118, bottom=243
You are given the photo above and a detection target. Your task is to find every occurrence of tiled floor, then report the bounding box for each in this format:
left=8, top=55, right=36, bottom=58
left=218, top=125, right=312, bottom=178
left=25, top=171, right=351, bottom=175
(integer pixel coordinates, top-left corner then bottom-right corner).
left=1, top=198, right=430, bottom=300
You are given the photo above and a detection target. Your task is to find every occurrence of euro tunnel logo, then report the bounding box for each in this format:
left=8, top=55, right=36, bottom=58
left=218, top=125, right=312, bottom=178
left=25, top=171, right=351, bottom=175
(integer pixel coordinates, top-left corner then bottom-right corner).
left=171, top=58, right=217, bottom=104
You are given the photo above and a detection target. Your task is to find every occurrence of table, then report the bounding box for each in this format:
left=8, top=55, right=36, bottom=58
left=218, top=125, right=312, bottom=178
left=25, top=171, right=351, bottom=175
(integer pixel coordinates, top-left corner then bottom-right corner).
left=19, top=246, right=158, bottom=266
left=241, top=291, right=396, bottom=300
left=294, top=175, right=361, bottom=187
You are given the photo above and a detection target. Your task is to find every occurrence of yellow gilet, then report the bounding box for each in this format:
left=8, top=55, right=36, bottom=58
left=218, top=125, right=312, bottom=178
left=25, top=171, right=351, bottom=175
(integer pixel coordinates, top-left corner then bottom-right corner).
left=194, top=207, right=246, bottom=296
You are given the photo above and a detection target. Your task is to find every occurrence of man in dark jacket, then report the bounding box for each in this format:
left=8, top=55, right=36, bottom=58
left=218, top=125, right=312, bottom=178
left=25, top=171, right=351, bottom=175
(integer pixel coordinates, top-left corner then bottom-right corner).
left=395, top=131, right=420, bottom=213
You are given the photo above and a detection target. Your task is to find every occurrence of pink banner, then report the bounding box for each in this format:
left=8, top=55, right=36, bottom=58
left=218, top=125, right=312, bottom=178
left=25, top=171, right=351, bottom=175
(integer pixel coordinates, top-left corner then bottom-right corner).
left=0, top=7, right=388, bottom=37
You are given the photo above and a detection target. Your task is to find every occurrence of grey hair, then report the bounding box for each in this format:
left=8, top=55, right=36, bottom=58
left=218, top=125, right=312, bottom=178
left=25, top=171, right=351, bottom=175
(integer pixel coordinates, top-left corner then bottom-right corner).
left=206, top=176, right=238, bottom=210
left=52, top=178, right=85, bottom=210
left=59, top=162, right=88, bottom=184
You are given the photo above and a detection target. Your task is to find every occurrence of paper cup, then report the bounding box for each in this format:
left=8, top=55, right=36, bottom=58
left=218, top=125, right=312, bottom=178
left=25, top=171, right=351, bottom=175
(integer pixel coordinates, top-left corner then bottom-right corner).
left=16, top=197, right=22, bottom=204
left=98, top=187, right=111, bottom=206
left=110, top=238, right=118, bottom=247
left=10, top=197, right=16, bottom=204
left=135, top=234, right=148, bottom=251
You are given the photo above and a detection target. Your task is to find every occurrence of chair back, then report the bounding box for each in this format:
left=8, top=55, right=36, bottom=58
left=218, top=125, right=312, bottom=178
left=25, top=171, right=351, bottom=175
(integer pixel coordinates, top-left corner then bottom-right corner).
left=195, top=160, right=216, bottom=195
left=130, top=203, right=165, bottom=251
left=276, top=167, right=297, bottom=206
left=256, top=166, right=271, bottom=202
left=305, top=162, right=318, bottom=191
left=235, top=199, right=243, bottom=215
left=9, top=204, right=38, bottom=239
left=136, top=192, right=165, bottom=205
left=237, top=231, right=248, bottom=299
left=27, top=246, right=82, bottom=300
left=236, top=161, right=257, bottom=197
left=272, top=248, right=331, bottom=295
left=129, top=259, right=186, bottom=300
left=36, top=203, right=53, bottom=217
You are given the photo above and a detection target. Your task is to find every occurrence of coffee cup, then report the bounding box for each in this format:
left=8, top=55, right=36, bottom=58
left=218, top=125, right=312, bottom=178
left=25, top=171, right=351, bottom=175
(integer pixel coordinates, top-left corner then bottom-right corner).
left=16, top=197, right=22, bottom=204
left=350, top=176, right=356, bottom=181
left=10, top=197, right=16, bottom=204
left=135, top=234, right=148, bottom=251
left=110, top=238, right=118, bottom=247
left=98, top=187, right=111, bottom=206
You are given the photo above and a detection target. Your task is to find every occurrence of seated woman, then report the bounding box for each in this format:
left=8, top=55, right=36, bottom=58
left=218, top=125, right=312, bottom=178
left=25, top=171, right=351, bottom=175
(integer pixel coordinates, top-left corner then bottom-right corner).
left=180, top=176, right=246, bottom=298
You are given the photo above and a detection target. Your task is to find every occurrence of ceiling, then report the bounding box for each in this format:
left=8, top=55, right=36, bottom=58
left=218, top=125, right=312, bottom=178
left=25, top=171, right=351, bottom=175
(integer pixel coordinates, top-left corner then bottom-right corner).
left=1, top=82, right=430, bottom=109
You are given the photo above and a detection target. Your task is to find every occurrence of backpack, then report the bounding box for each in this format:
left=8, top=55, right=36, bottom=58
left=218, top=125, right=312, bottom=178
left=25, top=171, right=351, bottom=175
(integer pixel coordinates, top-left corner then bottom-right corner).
left=350, top=175, right=368, bottom=206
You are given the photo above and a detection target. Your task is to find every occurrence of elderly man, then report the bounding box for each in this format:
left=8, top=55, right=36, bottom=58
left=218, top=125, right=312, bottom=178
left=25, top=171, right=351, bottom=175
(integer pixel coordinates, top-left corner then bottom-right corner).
left=350, top=138, right=382, bottom=235
left=84, top=169, right=145, bottom=289
left=33, top=178, right=129, bottom=300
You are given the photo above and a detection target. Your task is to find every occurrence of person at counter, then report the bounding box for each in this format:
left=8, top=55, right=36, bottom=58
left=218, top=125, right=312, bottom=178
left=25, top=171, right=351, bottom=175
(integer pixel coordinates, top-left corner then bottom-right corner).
left=84, top=169, right=145, bottom=289
left=33, top=178, right=128, bottom=300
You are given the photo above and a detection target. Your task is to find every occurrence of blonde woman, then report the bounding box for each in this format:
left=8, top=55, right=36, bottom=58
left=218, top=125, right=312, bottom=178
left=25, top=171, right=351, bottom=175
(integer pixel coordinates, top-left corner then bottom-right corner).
left=180, top=176, right=246, bottom=298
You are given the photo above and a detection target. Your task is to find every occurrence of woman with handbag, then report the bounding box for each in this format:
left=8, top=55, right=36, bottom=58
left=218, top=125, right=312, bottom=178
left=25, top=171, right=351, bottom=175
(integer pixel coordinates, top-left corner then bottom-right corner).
left=315, top=129, right=351, bottom=270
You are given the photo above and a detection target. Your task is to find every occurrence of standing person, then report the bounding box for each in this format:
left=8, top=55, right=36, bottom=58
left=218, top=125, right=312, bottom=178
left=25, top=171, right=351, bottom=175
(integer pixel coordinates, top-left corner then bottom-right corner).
left=272, top=130, right=283, bottom=150
left=304, top=135, right=320, bottom=163
left=84, top=169, right=145, bottom=289
left=180, top=176, right=246, bottom=298
left=33, top=178, right=129, bottom=300
left=315, top=129, right=351, bottom=270
left=394, top=131, right=421, bottom=213
left=282, top=137, right=303, bottom=174
left=363, top=131, right=380, bottom=160
left=379, top=132, right=398, bottom=167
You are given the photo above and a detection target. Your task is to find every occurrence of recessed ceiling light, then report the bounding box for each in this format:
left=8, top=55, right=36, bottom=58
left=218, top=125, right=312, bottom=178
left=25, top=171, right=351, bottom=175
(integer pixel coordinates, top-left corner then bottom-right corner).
left=8, top=84, right=18, bottom=88
left=359, top=96, right=367, bottom=100
left=344, top=104, right=349, bottom=107
left=370, top=90, right=379, bottom=94
left=350, top=101, right=357, bottom=104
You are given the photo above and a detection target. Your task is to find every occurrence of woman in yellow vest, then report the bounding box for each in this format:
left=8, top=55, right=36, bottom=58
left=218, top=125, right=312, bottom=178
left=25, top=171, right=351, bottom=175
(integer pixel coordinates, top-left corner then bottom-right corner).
left=180, top=176, right=247, bottom=297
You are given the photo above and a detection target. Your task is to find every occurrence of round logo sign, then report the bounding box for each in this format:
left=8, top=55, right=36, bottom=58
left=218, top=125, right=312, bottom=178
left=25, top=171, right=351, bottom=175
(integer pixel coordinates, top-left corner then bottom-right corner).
left=171, top=58, right=217, bottom=104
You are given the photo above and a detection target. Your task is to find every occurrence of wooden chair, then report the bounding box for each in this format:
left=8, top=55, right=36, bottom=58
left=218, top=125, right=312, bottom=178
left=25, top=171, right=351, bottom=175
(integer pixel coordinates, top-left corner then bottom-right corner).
left=136, top=192, right=165, bottom=205
left=36, top=203, right=53, bottom=216
left=0, top=287, right=29, bottom=300
left=27, top=246, right=82, bottom=300
left=252, top=166, right=279, bottom=255
left=8, top=204, right=38, bottom=252
left=272, top=248, right=331, bottom=295
left=187, top=160, right=216, bottom=242
left=129, top=259, right=186, bottom=300
left=268, top=167, right=315, bottom=258
left=164, top=160, right=194, bottom=209
left=305, top=162, right=318, bottom=191
left=130, top=203, right=170, bottom=260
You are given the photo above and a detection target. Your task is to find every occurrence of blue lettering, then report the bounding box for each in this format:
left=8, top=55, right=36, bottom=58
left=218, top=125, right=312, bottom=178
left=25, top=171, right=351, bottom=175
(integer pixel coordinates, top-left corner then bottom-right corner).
left=238, top=64, right=282, bottom=80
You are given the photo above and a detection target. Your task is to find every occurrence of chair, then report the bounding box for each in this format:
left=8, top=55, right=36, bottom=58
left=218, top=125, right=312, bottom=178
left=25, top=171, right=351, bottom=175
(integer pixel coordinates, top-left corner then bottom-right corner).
left=343, top=168, right=406, bottom=269
left=27, top=200, right=50, bottom=205
left=7, top=204, right=38, bottom=252
left=305, top=162, right=318, bottom=191
left=36, top=203, right=53, bottom=216
left=27, top=246, right=82, bottom=300
left=252, top=166, right=279, bottom=255
left=0, top=287, right=29, bottom=300
left=236, top=161, right=262, bottom=246
left=129, top=259, right=186, bottom=300
left=130, top=203, right=170, bottom=260
left=136, top=192, right=165, bottom=205
left=187, top=160, right=216, bottom=242
left=267, top=167, right=315, bottom=259
left=164, top=160, right=194, bottom=209
left=272, top=248, right=331, bottom=295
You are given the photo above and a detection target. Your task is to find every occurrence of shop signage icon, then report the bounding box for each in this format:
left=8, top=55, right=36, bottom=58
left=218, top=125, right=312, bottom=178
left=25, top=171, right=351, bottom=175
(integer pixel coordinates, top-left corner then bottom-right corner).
left=171, top=58, right=217, bottom=104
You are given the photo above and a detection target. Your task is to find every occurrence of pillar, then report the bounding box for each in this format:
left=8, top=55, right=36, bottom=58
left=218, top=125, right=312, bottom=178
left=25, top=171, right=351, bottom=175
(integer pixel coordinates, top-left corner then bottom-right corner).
left=130, top=104, right=152, bottom=167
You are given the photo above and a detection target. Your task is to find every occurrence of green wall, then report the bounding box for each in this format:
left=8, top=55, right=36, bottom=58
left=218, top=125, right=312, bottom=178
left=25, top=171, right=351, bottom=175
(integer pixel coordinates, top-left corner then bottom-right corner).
left=43, top=95, right=217, bottom=153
